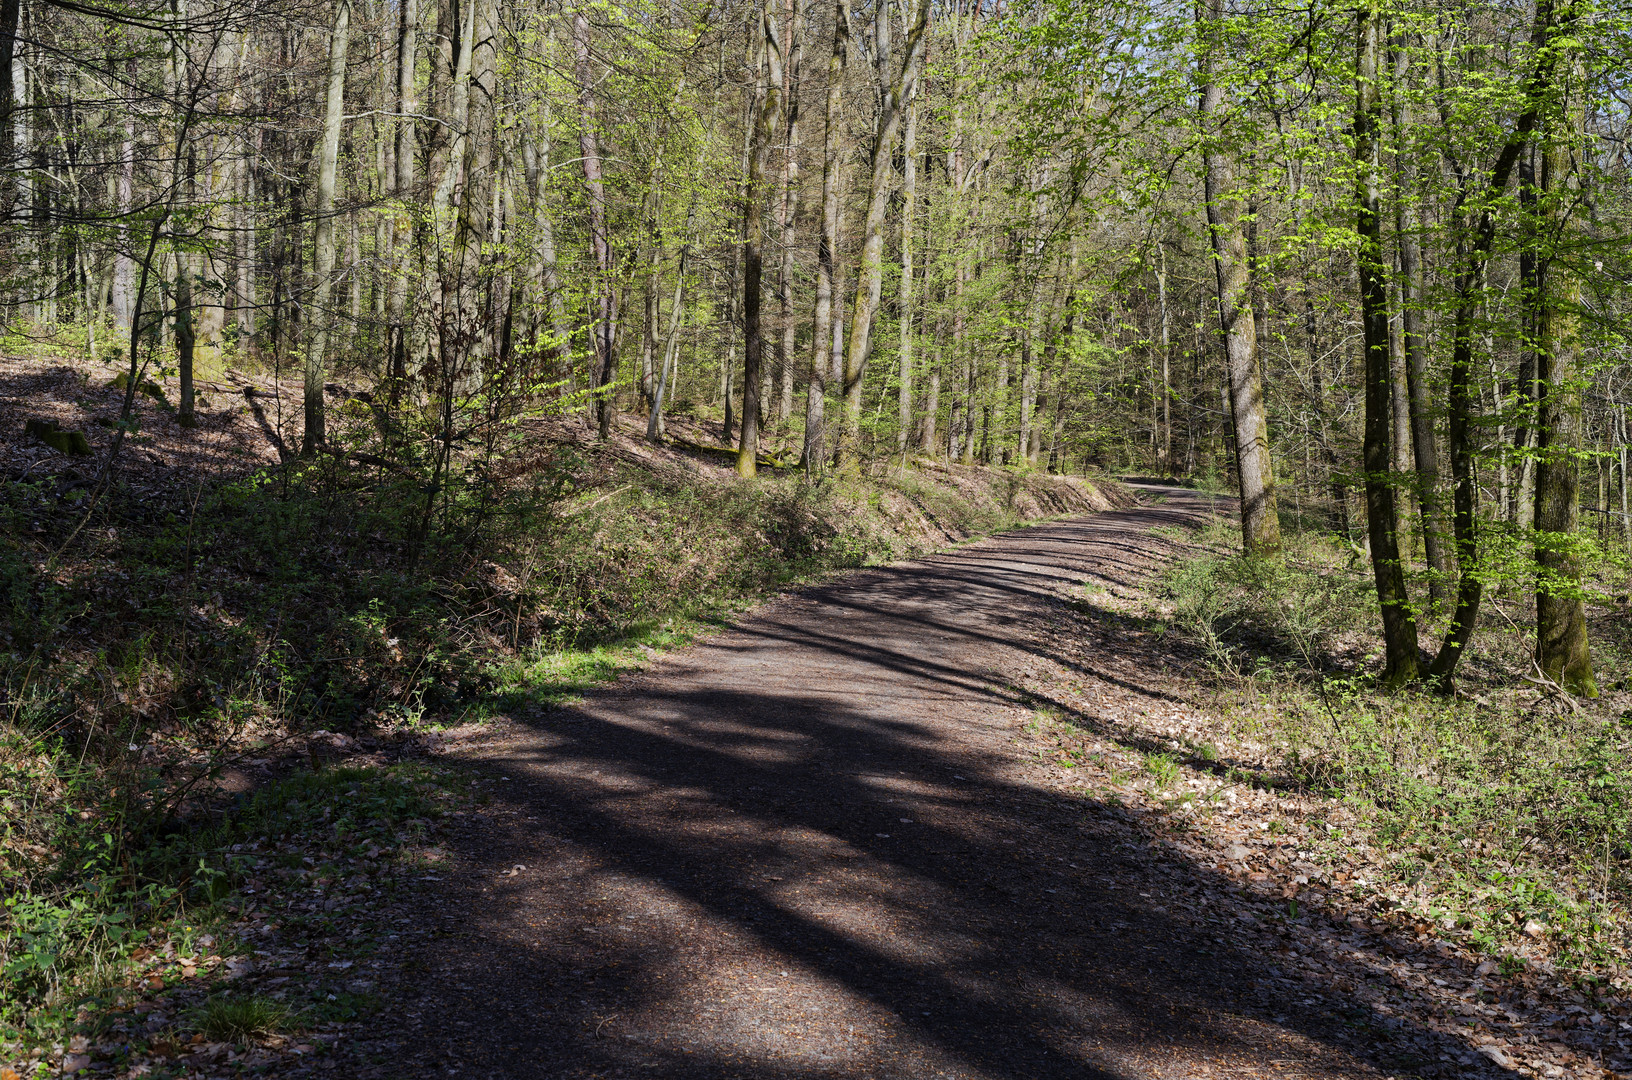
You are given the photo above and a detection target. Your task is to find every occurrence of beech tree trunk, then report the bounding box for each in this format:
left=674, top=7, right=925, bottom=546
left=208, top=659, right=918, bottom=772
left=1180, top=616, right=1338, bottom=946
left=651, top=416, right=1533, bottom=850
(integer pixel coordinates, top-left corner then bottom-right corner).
left=1354, top=0, right=1418, bottom=685
left=775, top=0, right=802, bottom=424
left=1199, top=0, right=1280, bottom=557
left=1156, top=246, right=1172, bottom=475
left=736, top=0, right=783, bottom=477
left=1533, top=15, right=1595, bottom=696
left=387, top=0, right=417, bottom=380
left=302, top=0, right=351, bottom=455
left=803, top=0, right=849, bottom=475
left=1392, top=42, right=1448, bottom=603
left=835, top=0, right=928, bottom=467
left=895, top=73, right=919, bottom=458
left=574, top=9, right=617, bottom=439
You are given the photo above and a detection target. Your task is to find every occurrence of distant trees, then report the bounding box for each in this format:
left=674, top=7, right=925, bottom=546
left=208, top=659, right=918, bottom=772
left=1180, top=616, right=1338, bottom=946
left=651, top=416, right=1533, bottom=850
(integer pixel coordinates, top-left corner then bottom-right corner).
left=0, top=0, right=1627, bottom=692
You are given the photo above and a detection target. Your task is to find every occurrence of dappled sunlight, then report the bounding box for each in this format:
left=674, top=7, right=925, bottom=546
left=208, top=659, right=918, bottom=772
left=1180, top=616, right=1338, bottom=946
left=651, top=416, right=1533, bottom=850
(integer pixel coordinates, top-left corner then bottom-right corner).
left=372, top=491, right=1520, bottom=1079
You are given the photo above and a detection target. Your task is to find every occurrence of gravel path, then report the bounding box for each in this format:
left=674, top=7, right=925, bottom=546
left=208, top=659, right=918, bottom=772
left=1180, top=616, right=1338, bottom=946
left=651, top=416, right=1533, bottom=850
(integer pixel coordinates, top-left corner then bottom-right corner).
left=379, top=488, right=1490, bottom=1079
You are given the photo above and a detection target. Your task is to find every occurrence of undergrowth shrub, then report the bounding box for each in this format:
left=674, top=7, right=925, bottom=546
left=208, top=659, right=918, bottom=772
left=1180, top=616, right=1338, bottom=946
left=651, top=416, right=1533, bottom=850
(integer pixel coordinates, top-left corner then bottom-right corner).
left=1163, top=523, right=1371, bottom=676
left=1158, top=516, right=1632, bottom=976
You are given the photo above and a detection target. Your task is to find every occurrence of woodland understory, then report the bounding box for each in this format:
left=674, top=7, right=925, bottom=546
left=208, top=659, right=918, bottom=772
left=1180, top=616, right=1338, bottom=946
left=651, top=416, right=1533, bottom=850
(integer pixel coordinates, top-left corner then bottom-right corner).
left=1, top=0, right=1632, bottom=1071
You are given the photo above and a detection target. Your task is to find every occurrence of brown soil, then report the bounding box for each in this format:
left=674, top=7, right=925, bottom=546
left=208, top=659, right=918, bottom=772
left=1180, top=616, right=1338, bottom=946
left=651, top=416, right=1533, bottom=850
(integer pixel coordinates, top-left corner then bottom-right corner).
left=327, top=487, right=1524, bottom=1079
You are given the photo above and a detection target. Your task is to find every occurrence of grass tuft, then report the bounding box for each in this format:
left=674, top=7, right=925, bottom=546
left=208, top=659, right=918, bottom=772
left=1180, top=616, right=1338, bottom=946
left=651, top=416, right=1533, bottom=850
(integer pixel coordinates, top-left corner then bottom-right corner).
left=195, top=995, right=294, bottom=1043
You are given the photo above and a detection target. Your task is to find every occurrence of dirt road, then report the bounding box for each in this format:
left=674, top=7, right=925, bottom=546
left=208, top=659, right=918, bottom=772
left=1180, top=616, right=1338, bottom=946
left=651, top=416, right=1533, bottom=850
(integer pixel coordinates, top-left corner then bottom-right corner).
left=365, top=488, right=1500, bottom=1079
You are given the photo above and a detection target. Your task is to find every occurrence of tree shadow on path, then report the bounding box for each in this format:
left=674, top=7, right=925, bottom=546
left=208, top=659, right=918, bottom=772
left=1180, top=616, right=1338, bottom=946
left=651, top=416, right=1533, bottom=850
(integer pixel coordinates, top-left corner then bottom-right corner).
left=374, top=490, right=1522, bottom=1080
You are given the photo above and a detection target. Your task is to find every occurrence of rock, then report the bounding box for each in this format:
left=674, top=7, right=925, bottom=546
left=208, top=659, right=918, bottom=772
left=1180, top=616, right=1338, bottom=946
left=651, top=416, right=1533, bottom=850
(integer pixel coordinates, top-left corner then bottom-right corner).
left=1477, top=1045, right=1511, bottom=1067
left=24, top=419, right=91, bottom=455
left=1522, top=919, right=1547, bottom=938
left=61, top=1053, right=91, bottom=1074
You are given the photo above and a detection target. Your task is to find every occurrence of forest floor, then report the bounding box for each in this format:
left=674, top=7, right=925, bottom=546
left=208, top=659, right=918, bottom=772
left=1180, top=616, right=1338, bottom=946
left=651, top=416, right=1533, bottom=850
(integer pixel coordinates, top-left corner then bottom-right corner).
left=205, top=486, right=1629, bottom=1080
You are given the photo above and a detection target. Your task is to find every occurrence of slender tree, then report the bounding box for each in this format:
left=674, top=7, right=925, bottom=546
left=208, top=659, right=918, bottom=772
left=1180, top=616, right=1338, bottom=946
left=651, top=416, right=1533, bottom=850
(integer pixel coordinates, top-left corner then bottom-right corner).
left=803, top=0, right=850, bottom=474
left=303, top=0, right=352, bottom=455
left=1355, top=0, right=1418, bottom=684
left=737, top=0, right=783, bottom=476
left=1198, top=0, right=1280, bottom=557
left=835, top=0, right=928, bottom=466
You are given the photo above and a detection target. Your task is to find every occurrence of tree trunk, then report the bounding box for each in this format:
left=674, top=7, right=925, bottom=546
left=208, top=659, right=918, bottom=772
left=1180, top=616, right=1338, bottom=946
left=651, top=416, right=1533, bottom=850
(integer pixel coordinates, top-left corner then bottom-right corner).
left=302, top=0, right=351, bottom=455
left=176, top=84, right=198, bottom=429
left=921, top=313, right=941, bottom=453
left=895, top=69, right=919, bottom=458
left=1392, top=42, right=1447, bottom=602
left=1199, top=0, right=1280, bottom=557
left=523, top=124, right=567, bottom=377
left=1389, top=272, right=1414, bottom=555
left=953, top=350, right=966, bottom=466
left=804, top=0, right=850, bottom=474
left=387, top=0, right=417, bottom=381
left=574, top=9, right=617, bottom=439
left=723, top=26, right=761, bottom=446
left=775, top=0, right=802, bottom=424
left=112, top=83, right=136, bottom=336
left=835, top=0, right=929, bottom=467
left=0, top=0, right=18, bottom=175
left=1427, top=0, right=1562, bottom=693
left=647, top=252, right=686, bottom=442
left=1018, top=321, right=1035, bottom=464
left=1612, top=411, right=1625, bottom=554
left=737, top=0, right=783, bottom=477
left=1355, top=1, right=1418, bottom=684
left=1156, top=246, right=1172, bottom=475
left=1532, top=20, right=1595, bottom=696
left=1306, top=302, right=1348, bottom=537
left=1512, top=147, right=1539, bottom=527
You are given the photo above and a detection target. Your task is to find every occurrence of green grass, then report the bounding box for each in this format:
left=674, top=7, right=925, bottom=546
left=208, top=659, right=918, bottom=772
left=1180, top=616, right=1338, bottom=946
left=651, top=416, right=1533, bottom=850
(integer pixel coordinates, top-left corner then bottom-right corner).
left=194, top=995, right=295, bottom=1043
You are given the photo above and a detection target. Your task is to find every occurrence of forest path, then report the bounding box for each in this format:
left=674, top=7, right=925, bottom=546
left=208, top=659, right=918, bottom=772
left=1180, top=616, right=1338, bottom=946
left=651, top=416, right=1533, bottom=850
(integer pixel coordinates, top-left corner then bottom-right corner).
left=372, top=488, right=1475, bottom=1079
